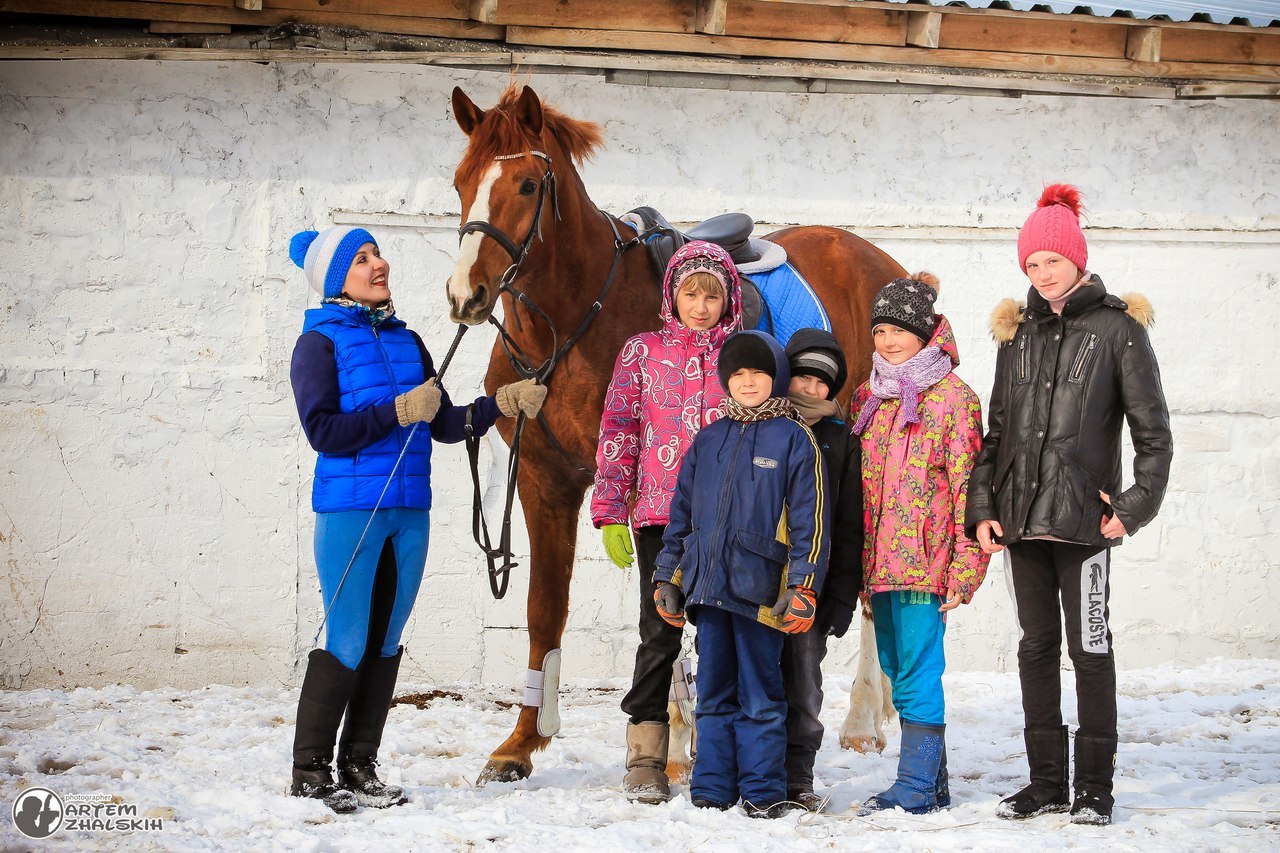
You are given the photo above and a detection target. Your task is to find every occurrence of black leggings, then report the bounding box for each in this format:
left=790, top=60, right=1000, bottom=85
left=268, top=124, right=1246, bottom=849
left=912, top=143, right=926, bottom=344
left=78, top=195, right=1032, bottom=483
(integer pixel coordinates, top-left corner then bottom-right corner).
left=621, top=525, right=685, bottom=724
left=1007, top=540, right=1117, bottom=737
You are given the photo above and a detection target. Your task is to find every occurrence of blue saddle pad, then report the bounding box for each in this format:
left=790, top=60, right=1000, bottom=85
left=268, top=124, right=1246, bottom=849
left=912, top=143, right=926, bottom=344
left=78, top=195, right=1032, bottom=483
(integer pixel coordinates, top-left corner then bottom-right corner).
left=745, top=262, right=831, bottom=347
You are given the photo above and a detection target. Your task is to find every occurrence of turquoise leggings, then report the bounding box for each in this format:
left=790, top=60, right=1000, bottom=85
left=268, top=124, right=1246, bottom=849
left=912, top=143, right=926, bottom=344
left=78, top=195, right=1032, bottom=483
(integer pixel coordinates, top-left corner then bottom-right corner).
left=871, top=591, right=947, bottom=726
left=314, top=508, right=429, bottom=669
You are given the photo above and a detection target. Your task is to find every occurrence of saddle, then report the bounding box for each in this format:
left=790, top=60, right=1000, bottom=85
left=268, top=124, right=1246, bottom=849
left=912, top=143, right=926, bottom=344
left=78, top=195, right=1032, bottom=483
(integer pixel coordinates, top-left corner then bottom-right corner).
left=621, top=207, right=774, bottom=331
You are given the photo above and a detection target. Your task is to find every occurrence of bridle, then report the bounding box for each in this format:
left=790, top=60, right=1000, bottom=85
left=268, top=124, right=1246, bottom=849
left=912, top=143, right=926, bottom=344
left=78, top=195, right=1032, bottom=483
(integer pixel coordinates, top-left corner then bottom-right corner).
left=455, top=149, right=649, bottom=598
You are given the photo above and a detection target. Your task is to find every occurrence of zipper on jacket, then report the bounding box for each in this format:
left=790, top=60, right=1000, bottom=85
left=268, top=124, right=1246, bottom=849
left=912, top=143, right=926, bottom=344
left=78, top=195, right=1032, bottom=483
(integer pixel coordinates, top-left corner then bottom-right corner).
left=372, top=325, right=411, bottom=495
left=703, top=422, right=747, bottom=608
left=1015, top=334, right=1030, bottom=384
left=1069, top=333, right=1099, bottom=384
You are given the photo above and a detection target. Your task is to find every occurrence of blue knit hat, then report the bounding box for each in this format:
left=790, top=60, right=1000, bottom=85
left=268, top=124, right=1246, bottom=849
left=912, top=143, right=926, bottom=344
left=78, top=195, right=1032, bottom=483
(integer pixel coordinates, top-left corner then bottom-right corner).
left=289, top=226, right=378, bottom=298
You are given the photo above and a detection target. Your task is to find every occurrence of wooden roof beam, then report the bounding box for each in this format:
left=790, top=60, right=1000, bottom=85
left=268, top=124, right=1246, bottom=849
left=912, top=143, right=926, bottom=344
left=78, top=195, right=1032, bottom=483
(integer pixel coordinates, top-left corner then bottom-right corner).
left=1126, top=26, right=1162, bottom=62
left=696, top=0, right=728, bottom=35
left=906, top=11, right=941, bottom=49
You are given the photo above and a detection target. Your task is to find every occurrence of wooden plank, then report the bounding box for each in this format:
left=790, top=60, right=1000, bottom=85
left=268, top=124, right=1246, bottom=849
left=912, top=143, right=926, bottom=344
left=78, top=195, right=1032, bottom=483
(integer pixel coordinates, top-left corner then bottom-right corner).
left=0, top=45, right=513, bottom=63
left=234, top=0, right=262, bottom=11
left=1176, top=82, right=1280, bottom=97
left=905, top=11, right=940, bottom=50
left=1125, top=27, right=1161, bottom=63
left=488, top=0, right=691, bottom=34
left=727, top=1, right=904, bottom=48
left=937, top=12, right=1127, bottom=59
left=148, top=19, right=232, bottom=32
left=0, top=0, right=504, bottom=39
left=1161, top=28, right=1280, bottom=65
left=263, top=0, right=470, bottom=20
left=469, top=0, right=498, bottom=24
left=695, top=0, right=727, bottom=36
left=504, top=25, right=1280, bottom=83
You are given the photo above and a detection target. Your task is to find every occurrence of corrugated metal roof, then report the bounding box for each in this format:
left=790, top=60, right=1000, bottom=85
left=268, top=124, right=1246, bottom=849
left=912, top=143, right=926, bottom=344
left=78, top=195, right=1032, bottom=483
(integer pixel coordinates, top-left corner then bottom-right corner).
left=879, top=0, right=1280, bottom=27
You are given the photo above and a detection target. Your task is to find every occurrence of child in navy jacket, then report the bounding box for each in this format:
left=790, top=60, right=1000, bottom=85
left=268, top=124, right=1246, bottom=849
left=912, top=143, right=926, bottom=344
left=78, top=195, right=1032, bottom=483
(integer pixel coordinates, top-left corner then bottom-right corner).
left=653, top=330, right=830, bottom=817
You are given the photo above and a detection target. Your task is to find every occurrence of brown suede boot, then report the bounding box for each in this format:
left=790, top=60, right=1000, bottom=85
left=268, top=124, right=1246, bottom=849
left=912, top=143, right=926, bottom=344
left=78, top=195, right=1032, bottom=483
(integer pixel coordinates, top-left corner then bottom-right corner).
left=623, top=722, right=671, bottom=804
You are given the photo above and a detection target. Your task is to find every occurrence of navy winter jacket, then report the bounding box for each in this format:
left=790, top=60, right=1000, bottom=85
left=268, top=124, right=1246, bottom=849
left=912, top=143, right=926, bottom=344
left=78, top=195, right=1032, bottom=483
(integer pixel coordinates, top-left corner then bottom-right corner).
left=654, top=332, right=830, bottom=630
left=290, top=302, right=500, bottom=513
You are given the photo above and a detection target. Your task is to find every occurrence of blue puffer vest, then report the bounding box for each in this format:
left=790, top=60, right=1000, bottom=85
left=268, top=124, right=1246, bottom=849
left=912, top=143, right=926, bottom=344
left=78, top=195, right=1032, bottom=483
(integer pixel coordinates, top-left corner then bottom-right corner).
left=302, top=303, right=432, bottom=512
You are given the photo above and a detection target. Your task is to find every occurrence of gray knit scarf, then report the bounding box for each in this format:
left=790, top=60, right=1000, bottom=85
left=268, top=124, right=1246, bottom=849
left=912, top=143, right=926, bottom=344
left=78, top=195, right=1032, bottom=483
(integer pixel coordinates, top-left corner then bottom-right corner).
left=852, top=347, right=953, bottom=435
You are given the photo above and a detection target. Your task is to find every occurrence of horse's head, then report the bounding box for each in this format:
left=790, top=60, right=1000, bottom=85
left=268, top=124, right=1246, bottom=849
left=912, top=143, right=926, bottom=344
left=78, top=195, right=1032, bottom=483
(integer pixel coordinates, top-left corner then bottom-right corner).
left=447, top=85, right=602, bottom=325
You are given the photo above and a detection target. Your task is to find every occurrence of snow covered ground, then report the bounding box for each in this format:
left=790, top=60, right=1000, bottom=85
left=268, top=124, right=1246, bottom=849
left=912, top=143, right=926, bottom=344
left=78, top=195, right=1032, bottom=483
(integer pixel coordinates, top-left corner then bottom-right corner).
left=2, top=658, right=1277, bottom=851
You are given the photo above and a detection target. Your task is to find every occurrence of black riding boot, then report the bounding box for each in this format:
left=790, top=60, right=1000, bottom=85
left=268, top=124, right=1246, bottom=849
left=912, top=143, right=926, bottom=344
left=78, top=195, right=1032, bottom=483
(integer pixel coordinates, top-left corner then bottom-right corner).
left=1071, top=733, right=1117, bottom=826
left=292, top=649, right=359, bottom=813
left=997, top=726, right=1070, bottom=820
left=338, top=647, right=407, bottom=808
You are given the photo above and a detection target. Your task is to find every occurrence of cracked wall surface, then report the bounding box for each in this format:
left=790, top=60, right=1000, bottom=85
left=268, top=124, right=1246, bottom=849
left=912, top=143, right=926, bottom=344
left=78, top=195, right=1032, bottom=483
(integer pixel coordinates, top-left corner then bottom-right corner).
left=0, top=60, right=1277, bottom=690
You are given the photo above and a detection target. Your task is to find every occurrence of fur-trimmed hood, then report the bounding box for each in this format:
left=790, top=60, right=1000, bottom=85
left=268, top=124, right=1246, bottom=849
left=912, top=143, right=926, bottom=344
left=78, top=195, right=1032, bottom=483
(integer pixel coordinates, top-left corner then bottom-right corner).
left=989, top=276, right=1154, bottom=343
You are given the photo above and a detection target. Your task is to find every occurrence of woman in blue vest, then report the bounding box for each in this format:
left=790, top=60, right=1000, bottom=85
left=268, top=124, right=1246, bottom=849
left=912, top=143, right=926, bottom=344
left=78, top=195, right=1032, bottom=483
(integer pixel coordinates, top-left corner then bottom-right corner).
left=287, top=226, right=545, bottom=813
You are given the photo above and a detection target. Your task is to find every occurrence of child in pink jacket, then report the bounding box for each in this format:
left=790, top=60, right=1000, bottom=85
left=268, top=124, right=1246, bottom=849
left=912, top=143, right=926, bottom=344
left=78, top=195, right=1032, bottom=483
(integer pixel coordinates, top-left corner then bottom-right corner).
left=591, top=240, right=743, bottom=803
left=850, top=272, right=990, bottom=815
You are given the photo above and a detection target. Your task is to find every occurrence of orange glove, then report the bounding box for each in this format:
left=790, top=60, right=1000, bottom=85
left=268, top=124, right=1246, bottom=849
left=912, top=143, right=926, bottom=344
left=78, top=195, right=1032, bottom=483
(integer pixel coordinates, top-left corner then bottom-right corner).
left=770, top=586, right=817, bottom=634
left=654, top=582, right=686, bottom=628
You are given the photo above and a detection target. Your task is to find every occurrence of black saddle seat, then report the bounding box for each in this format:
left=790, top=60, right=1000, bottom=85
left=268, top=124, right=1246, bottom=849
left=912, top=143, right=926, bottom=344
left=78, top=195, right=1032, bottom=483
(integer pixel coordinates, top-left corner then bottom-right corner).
left=626, top=207, right=762, bottom=291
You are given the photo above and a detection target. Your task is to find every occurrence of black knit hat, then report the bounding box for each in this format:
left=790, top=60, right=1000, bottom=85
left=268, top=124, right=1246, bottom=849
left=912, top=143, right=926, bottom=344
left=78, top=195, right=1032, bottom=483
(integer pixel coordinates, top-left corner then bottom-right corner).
left=870, top=271, right=941, bottom=343
left=785, top=328, right=847, bottom=399
left=717, top=330, right=789, bottom=398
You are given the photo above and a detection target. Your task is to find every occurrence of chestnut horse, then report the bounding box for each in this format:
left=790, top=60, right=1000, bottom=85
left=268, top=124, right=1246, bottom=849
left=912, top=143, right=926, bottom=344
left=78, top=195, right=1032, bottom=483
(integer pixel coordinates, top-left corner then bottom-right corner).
left=447, top=84, right=905, bottom=784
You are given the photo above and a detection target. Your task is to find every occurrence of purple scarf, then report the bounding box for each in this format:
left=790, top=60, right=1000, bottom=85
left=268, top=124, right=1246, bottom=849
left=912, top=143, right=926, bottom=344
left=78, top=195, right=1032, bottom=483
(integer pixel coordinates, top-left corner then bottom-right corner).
left=852, top=347, right=954, bottom=435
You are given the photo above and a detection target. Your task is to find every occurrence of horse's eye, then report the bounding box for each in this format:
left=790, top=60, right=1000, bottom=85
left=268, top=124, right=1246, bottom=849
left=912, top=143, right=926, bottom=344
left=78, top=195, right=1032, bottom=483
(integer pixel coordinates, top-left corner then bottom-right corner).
left=520, top=179, right=538, bottom=196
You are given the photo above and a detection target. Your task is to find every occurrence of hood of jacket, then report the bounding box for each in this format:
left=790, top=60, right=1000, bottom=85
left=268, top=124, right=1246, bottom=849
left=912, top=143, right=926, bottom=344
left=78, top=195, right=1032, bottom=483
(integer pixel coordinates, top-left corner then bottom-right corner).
left=659, top=240, right=743, bottom=347
left=718, top=329, right=791, bottom=399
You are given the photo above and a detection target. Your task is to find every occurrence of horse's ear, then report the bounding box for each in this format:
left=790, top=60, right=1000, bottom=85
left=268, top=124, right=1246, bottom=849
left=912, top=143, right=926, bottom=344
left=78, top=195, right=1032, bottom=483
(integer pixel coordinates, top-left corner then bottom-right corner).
left=514, top=85, right=544, bottom=137
left=452, top=86, right=484, bottom=136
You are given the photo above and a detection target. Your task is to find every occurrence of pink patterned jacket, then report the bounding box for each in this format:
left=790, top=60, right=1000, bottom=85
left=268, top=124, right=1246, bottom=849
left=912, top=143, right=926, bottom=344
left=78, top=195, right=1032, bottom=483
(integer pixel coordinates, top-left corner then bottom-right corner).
left=591, top=242, right=743, bottom=529
left=857, top=316, right=990, bottom=603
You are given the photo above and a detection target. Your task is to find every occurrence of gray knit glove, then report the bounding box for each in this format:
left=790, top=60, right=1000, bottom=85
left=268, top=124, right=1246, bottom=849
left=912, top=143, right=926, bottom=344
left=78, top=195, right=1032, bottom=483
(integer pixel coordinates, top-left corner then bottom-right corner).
left=495, top=379, right=548, bottom=418
left=394, top=379, right=441, bottom=426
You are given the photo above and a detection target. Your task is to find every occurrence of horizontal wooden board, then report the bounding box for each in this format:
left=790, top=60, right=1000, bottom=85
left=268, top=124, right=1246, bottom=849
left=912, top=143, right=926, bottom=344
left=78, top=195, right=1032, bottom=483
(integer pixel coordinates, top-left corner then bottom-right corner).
left=488, top=0, right=691, bottom=34
left=727, top=1, right=904, bottom=48
left=505, top=24, right=1280, bottom=83
left=264, top=0, right=471, bottom=20
left=0, top=0, right=504, bottom=39
left=1161, top=28, right=1280, bottom=65
left=938, top=12, right=1128, bottom=59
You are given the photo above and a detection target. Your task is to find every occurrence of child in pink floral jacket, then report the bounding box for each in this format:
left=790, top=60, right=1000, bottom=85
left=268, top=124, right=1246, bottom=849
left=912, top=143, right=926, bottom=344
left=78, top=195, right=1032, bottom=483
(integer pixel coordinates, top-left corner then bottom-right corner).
left=591, top=240, right=743, bottom=803
left=850, top=271, right=989, bottom=816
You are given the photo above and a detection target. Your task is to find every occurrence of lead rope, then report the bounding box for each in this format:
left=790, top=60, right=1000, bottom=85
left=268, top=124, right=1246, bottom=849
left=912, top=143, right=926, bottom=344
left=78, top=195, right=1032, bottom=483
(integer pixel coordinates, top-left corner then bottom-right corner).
left=312, top=324, right=469, bottom=646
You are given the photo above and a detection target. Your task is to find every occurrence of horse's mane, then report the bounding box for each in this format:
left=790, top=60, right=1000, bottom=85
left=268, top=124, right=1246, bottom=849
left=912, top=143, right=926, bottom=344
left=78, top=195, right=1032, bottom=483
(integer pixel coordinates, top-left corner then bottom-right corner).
left=460, top=84, right=603, bottom=171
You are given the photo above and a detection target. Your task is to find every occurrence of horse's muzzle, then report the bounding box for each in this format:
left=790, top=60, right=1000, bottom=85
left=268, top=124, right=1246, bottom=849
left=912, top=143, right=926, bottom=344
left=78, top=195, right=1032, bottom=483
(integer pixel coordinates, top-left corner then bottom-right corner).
left=450, top=283, right=494, bottom=326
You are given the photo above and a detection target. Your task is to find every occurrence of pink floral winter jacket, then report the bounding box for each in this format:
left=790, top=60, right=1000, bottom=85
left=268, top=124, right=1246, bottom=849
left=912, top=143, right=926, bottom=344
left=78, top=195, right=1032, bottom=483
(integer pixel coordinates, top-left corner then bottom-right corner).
left=857, top=316, right=990, bottom=603
left=591, top=242, right=743, bottom=529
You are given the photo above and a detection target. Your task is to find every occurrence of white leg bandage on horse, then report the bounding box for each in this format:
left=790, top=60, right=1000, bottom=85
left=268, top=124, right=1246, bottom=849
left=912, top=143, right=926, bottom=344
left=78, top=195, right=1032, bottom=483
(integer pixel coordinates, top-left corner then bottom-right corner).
left=669, top=656, right=696, bottom=702
left=523, top=648, right=562, bottom=738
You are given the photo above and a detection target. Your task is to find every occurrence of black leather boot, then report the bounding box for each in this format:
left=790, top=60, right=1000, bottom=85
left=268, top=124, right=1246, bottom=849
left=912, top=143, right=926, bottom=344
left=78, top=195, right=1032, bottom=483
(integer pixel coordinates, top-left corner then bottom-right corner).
left=291, top=649, right=359, bottom=813
left=1071, top=733, right=1118, bottom=826
left=997, top=726, right=1070, bottom=820
left=337, top=647, right=407, bottom=808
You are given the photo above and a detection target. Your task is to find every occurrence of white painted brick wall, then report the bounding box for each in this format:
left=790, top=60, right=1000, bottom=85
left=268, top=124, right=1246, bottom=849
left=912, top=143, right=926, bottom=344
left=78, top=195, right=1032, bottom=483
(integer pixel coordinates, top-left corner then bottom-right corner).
left=1, top=60, right=1277, bottom=691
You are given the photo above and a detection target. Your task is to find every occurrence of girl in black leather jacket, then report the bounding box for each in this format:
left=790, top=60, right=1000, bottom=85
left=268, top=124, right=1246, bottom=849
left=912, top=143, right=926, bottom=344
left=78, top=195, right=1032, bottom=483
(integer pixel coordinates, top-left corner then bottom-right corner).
left=965, top=184, right=1172, bottom=828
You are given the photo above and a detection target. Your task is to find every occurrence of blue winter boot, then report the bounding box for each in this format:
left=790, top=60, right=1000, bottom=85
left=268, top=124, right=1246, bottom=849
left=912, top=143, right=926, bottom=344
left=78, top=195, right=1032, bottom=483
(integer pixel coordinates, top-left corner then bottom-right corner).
left=935, top=737, right=951, bottom=809
left=859, top=722, right=945, bottom=815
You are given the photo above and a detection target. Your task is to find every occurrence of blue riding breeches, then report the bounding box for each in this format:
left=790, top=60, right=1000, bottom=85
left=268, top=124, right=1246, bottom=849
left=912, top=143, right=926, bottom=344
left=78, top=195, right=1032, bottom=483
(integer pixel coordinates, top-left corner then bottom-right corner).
left=314, top=508, right=429, bottom=669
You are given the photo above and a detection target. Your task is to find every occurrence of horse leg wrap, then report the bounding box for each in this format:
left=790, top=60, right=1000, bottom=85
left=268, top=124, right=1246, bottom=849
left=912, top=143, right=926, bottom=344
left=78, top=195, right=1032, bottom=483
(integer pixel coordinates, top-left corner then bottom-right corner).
left=523, top=649, right=562, bottom=738
left=669, top=656, right=696, bottom=702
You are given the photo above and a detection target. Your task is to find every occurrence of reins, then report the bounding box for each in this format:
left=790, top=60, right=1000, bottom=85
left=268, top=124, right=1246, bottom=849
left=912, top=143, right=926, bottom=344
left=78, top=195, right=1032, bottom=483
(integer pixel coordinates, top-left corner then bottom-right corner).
left=457, top=149, right=650, bottom=599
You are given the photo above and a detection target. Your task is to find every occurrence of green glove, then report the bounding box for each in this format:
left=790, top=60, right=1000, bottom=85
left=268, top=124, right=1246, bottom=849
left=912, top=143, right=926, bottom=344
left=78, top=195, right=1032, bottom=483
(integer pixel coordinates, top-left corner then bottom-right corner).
left=601, top=524, right=634, bottom=569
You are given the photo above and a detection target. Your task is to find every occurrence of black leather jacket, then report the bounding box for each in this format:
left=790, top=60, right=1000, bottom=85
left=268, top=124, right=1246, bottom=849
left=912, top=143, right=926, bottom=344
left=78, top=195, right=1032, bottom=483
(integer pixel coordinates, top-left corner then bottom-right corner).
left=965, top=276, right=1172, bottom=547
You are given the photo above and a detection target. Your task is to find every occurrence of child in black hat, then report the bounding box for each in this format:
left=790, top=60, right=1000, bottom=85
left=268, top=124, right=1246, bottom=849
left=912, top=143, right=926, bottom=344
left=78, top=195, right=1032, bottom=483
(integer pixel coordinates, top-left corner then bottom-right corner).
left=653, top=329, right=831, bottom=818
left=780, top=328, right=864, bottom=810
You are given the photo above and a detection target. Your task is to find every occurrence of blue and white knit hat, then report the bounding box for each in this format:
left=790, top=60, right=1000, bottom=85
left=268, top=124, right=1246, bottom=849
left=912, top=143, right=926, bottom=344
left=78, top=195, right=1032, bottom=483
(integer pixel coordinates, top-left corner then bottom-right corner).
left=289, top=226, right=378, bottom=298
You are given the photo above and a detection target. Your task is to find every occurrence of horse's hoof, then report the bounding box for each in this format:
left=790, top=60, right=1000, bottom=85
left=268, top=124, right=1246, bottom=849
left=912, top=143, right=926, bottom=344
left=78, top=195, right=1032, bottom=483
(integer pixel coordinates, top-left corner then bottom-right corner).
left=477, top=759, right=532, bottom=785
left=665, top=759, right=691, bottom=785
left=839, top=734, right=886, bottom=754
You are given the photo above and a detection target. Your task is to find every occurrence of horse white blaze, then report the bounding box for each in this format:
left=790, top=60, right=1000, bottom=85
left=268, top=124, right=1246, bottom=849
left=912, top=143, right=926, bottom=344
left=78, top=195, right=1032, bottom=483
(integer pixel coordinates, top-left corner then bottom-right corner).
left=448, top=161, right=503, bottom=311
